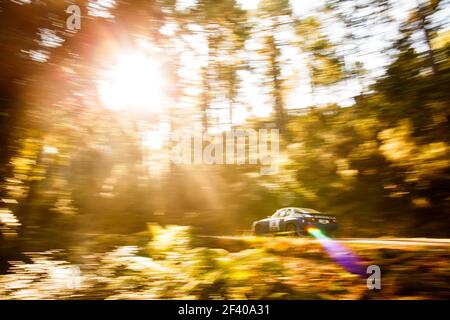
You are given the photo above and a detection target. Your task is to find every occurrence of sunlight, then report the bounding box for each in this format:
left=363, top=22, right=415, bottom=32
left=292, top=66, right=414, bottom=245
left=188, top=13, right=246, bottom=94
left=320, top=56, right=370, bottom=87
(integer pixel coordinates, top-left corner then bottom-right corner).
left=142, top=130, right=164, bottom=150
left=98, top=52, right=166, bottom=112
left=237, top=0, right=259, bottom=10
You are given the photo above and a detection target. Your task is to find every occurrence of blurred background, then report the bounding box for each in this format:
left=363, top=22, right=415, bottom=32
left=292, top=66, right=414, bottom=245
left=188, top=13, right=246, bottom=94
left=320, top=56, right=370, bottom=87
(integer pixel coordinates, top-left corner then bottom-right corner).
left=0, top=0, right=449, bottom=299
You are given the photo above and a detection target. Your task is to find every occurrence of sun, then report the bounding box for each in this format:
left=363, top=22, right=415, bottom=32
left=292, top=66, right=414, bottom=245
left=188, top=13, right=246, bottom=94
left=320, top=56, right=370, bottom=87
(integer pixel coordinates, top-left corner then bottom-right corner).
left=98, top=52, right=166, bottom=112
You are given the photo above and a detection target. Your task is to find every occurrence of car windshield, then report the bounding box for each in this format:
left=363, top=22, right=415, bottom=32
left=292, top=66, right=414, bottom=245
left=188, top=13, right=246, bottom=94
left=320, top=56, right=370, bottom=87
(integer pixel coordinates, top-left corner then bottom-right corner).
left=293, top=208, right=321, bottom=214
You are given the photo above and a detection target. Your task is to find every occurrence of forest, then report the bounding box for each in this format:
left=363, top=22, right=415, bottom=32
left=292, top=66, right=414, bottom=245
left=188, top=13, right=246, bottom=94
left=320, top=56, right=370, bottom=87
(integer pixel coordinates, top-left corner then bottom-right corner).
left=0, top=0, right=449, bottom=299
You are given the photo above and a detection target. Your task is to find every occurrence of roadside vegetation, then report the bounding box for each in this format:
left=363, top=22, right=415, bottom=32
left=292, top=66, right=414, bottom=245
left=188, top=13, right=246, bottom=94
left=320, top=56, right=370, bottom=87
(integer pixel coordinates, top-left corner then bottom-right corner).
left=1, top=225, right=449, bottom=300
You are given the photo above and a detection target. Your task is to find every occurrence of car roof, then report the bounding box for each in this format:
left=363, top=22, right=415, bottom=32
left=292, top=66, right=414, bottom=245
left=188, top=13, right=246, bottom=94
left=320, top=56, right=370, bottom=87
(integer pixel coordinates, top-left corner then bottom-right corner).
left=280, top=207, right=321, bottom=214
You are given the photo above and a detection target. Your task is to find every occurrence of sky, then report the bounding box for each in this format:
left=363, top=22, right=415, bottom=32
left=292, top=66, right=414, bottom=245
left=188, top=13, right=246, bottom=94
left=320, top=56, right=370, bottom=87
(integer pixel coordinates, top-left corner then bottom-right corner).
left=32, top=0, right=448, bottom=128
left=160, top=0, right=449, bottom=129
left=234, top=0, right=449, bottom=116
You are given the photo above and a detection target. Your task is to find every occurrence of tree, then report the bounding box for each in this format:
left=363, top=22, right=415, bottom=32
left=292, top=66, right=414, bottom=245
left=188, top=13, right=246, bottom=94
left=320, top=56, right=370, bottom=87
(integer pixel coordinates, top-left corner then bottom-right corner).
left=254, top=0, right=294, bottom=135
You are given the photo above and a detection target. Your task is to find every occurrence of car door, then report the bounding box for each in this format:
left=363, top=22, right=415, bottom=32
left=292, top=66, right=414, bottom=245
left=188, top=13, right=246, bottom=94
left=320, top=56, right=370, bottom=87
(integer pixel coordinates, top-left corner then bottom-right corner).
left=269, top=209, right=285, bottom=233
left=280, top=208, right=293, bottom=231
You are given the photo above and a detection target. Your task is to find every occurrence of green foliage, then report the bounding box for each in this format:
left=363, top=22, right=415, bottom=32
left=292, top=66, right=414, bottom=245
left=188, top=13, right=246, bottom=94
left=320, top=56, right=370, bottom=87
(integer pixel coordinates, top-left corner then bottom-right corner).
left=0, top=0, right=449, bottom=300
left=294, top=17, right=345, bottom=87
left=1, top=226, right=449, bottom=299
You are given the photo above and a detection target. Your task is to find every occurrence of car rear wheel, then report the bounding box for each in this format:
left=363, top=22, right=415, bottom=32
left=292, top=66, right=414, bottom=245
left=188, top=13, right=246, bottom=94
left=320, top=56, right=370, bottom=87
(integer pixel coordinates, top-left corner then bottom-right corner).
left=286, top=224, right=299, bottom=237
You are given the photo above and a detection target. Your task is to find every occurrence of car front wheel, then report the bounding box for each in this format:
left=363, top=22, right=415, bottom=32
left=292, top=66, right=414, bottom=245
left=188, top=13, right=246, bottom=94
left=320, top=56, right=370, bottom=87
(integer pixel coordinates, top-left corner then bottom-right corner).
left=286, top=224, right=299, bottom=237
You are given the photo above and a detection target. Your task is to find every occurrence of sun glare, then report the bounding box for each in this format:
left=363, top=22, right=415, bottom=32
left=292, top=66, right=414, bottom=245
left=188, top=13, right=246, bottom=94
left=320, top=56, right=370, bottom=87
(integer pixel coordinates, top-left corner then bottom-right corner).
left=98, top=52, right=166, bottom=112
left=142, top=129, right=164, bottom=150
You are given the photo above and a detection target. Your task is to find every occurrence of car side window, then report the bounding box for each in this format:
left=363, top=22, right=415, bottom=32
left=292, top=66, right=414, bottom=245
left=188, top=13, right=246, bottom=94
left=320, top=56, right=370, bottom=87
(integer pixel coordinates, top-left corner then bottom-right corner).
left=279, top=210, right=289, bottom=218
left=273, top=210, right=284, bottom=218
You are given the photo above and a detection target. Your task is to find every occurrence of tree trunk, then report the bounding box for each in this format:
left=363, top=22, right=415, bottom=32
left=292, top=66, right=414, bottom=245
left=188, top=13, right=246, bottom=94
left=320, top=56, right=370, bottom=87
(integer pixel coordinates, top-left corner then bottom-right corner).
left=268, top=35, right=286, bottom=134
left=416, top=4, right=439, bottom=75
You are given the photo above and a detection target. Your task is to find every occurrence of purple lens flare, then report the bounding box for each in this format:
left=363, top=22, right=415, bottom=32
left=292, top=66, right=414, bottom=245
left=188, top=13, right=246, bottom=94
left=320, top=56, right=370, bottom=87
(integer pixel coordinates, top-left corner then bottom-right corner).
left=307, top=227, right=366, bottom=276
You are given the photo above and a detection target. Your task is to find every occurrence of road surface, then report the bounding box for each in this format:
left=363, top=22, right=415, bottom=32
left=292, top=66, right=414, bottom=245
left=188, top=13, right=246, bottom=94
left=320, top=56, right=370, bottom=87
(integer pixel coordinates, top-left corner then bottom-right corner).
left=198, top=235, right=450, bottom=247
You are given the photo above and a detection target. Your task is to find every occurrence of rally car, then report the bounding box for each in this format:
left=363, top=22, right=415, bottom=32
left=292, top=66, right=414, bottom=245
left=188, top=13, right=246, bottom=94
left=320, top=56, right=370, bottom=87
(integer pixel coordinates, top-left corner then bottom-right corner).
left=252, top=207, right=337, bottom=237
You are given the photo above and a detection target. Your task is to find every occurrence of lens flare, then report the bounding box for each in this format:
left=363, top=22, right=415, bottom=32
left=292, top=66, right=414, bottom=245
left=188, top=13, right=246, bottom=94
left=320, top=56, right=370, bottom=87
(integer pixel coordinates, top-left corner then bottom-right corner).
left=307, top=227, right=365, bottom=276
left=98, top=52, right=166, bottom=112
